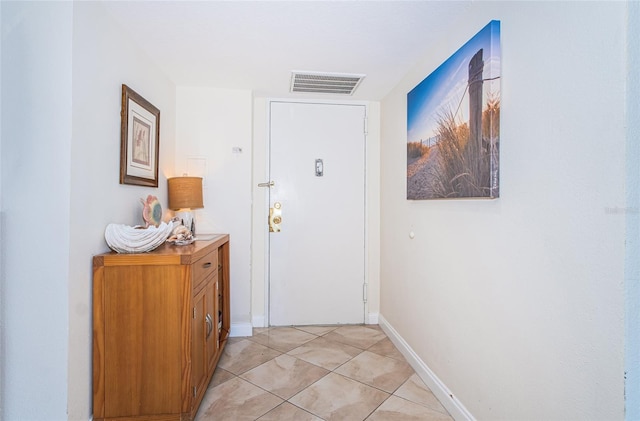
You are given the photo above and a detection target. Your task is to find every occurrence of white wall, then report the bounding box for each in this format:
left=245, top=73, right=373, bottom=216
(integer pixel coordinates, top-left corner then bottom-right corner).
left=69, top=3, right=177, bottom=419
left=250, top=98, right=381, bottom=327
left=0, top=1, right=4, bottom=417
left=1, top=2, right=73, bottom=419
left=251, top=98, right=269, bottom=327
left=366, top=102, right=381, bottom=324
left=625, top=1, right=640, bottom=419
left=175, top=87, right=253, bottom=335
left=1, top=2, right=177, bottom=419
left=380, top=2, right=627, bottom=419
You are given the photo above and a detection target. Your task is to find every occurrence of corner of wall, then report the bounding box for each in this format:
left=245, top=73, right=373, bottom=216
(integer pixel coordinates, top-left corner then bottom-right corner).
left=379, top=314, right=475, bottom=421
left=365, top=101, right=381, bottom=319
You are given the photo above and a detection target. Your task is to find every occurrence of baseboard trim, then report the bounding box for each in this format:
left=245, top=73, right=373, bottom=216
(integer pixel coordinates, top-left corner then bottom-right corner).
left=378, top=314, right=475, bottom=421
left=230, top=322, right=253, bottom=337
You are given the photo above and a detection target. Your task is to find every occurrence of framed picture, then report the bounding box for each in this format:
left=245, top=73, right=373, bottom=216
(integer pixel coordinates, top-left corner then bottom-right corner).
left=120, top=84, right=160, bottom=187
left=407, top=20, right=500, bottom=200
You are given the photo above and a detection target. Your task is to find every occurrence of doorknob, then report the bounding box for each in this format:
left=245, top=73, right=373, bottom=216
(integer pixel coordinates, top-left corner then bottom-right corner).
left=258, top=181, right=275, bottom=188
left=269, top=202, right=282, bottom=232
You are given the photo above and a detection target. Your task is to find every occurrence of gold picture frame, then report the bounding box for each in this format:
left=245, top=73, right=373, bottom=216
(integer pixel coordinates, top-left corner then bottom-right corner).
left=120, top=84, right=160, bottom=187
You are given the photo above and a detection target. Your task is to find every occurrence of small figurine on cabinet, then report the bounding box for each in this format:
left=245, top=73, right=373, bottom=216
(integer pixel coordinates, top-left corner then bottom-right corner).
left=141, top=195, right=162, bottom=228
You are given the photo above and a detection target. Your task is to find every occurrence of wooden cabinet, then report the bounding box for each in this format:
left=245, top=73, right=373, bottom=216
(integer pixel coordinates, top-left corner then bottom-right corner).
left=92, top=235, right=230, bottom=421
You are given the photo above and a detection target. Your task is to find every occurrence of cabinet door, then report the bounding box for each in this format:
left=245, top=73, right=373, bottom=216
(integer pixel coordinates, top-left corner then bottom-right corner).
left=206, top=276, right=220, bottom=371
left=103, top=266, right=183, bottom=418
left=192, top=287, right=207, bottom=404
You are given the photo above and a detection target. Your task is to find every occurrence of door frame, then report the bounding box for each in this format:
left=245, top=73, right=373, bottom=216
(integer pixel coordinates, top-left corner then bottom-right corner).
left=263, top=98, right=371, bottom=327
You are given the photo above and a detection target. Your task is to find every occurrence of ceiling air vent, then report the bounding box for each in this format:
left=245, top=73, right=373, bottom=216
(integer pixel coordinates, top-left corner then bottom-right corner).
left=290, top=71, right=365, bottom=95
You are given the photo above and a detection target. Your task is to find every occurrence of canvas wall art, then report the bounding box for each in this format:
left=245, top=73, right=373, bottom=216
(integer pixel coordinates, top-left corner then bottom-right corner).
left=407, top=20, right=500, bottom=200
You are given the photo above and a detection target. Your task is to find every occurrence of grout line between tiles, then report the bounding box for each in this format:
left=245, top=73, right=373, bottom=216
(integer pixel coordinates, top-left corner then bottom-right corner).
left=202, top=325, right=452, bottom=421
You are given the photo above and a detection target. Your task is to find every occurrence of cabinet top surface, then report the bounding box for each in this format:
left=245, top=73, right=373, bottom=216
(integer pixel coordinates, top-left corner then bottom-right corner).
left=94, top=234, right=229, bottom=267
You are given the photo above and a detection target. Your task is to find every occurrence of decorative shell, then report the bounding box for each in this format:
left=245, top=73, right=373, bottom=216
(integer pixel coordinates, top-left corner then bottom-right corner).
left=105, top=221, right=174, bottom=253
left=141, top=195, right=162, bottom=227
left=166, top=224, right=195, bottom=245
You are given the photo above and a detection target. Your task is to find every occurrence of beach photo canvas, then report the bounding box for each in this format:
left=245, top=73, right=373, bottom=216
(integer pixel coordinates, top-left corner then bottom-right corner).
left=407, top=20, right=501, bottom=200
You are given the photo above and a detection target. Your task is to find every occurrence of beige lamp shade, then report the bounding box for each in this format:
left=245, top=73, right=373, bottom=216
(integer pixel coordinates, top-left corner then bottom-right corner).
left=168, top=177, right=204, bottom=210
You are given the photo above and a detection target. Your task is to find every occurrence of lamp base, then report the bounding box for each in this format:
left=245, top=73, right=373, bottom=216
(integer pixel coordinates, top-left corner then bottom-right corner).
left=175, top=210, right=196, bottom=236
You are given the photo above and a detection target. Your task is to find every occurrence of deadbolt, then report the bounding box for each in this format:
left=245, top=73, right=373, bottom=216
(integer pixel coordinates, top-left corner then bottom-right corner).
left=269, top=202, right=282, bottom=233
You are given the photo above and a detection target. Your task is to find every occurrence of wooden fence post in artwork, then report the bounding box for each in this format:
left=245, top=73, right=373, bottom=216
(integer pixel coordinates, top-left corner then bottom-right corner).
left=468, top=48, right=484, bottom=184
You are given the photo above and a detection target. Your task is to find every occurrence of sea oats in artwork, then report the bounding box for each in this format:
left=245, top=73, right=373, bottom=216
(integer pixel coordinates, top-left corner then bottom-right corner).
left=407, top=20, right=501, bottom=200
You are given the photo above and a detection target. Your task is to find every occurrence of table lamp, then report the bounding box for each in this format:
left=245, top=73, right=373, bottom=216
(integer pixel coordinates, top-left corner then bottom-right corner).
left=168, top=176, right=203, bottom=236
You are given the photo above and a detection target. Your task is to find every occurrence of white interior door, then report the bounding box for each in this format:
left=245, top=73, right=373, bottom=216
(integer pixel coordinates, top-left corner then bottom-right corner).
left=269, top=101, right=366, bottom=326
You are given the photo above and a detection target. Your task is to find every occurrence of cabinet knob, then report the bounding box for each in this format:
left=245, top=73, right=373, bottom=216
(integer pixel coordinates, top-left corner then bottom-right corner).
left=202, top=262, right=212, bottom=269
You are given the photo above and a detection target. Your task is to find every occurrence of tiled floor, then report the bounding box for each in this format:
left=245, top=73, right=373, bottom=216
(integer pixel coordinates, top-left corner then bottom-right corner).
left=195, top=325, right=453, bottom=421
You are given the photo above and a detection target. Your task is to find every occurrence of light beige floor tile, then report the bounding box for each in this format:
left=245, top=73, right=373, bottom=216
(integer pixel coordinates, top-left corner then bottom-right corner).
left=257, top=402, right=323, bottom=421
left=249, top=327, right=318, bottom=352
left=335, top=351, right=414, bottom=393
left=367, top=337, right=406, bottom=361
left=287, top=336, right=363, bottom=370
left=366, top=395, right=454, bottom=421
left=323, top=325, right=387, bottom=349
left=295, top=325, right=339, bottom=336
left=199, top=327, right=452, bottom=421
left=289, top=372, right=389, bottom=421
left=217, top=338, right=282, bottom=375
left=195, top=377, right=283, bottom=421
left=394, top=373, right=450, bottom=414
left=240, top=354, right=329, bottom=399
left=253, top=327, right=271, bottom=335
left=208, top=367, right=235, bottom=389
left=226, top=336, right=245, bottom=345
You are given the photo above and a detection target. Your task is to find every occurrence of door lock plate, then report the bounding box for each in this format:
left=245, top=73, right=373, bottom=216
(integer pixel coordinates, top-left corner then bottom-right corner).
left=269, top=202, right=282, bottom=232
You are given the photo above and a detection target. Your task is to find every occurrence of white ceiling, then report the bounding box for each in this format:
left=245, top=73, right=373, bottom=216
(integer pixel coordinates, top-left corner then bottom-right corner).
left=101, top=1, right=471, bottom=101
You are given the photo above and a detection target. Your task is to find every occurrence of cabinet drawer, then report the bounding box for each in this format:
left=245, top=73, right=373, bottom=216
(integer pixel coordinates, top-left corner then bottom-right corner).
left=193, top=249, right=218, bottom=290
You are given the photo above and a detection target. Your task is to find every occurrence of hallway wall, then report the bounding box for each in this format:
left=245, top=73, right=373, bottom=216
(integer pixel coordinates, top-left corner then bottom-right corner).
left=380, top=2, right=627, bottom=419
left=1, top=2, right=178, bottom=419
left=175, top=86, right=253, bottom=335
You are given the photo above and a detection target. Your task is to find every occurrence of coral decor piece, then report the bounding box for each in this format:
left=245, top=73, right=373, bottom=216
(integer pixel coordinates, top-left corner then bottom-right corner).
left=141, top=195, right=162, bottom=227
